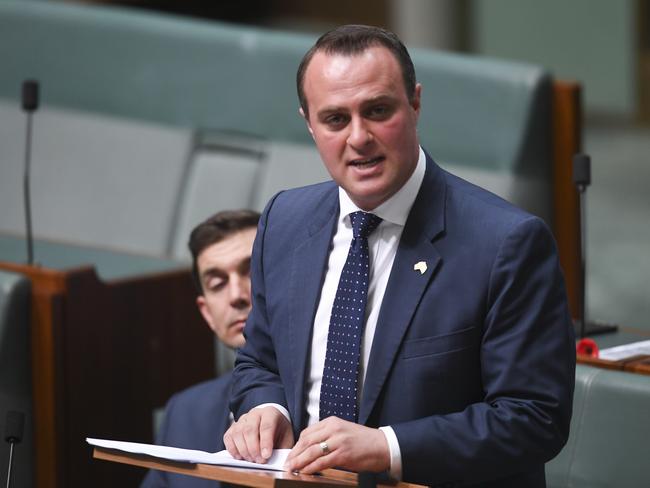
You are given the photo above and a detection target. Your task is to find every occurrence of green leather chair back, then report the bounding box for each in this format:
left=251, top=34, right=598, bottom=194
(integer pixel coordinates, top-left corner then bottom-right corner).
left=0, top=0, right=553, bottom=256
left=0, top=271, right=33, bottom=488
left=547, top=365, right=650, bottom=488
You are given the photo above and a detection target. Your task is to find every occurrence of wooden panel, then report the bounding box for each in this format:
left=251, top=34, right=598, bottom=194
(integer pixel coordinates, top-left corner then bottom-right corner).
left=552, top=81, right=582, bottom=320
left=577, top=355, right=650, bottom=376
left=63, top=268, right=215, bottom=488
left=576, top=355, right=625, bottom=371
left=0, top=260, right=215, bottom=488
left=625, top=357, right=650, bottom=375
left=0, top=261, right=75, bottom=488
left=577, top=327, right=650, bottom=376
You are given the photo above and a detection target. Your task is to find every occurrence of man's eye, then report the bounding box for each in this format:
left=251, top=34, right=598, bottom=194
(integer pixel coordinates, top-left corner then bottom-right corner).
left=325, top=114, right=347, bottom=128
left=207, top=279, right=225, bottom=292
left=368, top=105, right=391, bottom=119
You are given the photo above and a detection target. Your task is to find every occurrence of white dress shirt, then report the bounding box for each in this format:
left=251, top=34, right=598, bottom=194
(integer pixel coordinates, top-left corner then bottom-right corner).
left=307, top=147, right=425, bottom=478
left=259, top=148, right=426, bottom=479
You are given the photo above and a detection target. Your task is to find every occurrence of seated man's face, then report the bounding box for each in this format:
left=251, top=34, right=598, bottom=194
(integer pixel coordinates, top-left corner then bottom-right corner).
left=196, top=228, right=256, bottom=349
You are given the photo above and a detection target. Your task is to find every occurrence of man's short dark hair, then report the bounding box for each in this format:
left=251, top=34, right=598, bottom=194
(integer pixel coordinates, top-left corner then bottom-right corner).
left=296, top=24, right=417, bottom=117
left=188, top=209, right=260, bottom=293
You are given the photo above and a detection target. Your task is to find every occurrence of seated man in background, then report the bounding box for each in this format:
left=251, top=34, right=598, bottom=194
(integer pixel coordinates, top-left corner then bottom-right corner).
left=141, top=209, right=260, bottom=488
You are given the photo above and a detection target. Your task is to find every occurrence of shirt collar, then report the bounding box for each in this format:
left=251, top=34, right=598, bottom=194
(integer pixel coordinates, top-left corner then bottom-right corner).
left=338, top=146, right=426, bottom=226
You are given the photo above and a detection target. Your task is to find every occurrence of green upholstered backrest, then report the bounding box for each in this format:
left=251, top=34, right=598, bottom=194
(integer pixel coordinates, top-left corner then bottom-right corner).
left=0, top=1, right=313, bottom=144
left=546, top=365, right=650, bottom=488
left=0, top=270, right=33, bottom=488
left=0, top=0, right=550, bottom=169
left=0, top=0, right=553, bottom=258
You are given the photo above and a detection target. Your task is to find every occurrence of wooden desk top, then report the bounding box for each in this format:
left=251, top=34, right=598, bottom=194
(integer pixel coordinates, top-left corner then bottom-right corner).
left=577, top=325, right=650, bottom=376
left=93, top=448, right=426, bottom=488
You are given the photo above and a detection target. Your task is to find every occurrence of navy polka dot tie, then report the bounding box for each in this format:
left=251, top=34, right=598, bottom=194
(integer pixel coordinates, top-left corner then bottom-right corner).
left=319, top=211, right=382, bottom=422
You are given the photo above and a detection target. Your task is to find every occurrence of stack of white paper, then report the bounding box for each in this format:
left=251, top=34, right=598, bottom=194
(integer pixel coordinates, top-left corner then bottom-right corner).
left=599, top=339, right=650, bottom=361
left=87, top=438, right=289, bottom=471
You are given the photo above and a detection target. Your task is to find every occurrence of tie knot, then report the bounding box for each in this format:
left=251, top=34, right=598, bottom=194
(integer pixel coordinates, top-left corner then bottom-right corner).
left=349, top=211, right=382, bottom=239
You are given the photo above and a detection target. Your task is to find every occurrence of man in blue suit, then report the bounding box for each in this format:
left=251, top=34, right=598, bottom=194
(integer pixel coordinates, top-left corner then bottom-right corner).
left=141, top=210, right=259, bottom=488
left=224, top=25, right=575, bottom=487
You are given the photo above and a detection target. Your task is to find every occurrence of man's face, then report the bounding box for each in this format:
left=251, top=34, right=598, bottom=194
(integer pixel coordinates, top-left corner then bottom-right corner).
left=195, top=228, right=256, bottom=349
left=300, top=46, right=422, bottom=211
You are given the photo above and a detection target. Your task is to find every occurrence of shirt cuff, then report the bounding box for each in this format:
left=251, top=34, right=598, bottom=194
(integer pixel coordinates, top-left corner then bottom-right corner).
left=378, top=426, right=402, bottom=480
left=254, top=403, right=292, bottom=424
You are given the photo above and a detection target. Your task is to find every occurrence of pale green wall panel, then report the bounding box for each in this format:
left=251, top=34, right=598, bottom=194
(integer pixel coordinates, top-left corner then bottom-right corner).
left=473, top=0, right=635, bottom=115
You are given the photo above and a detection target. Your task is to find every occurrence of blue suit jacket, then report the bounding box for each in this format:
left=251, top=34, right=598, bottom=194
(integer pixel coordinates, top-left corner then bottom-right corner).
left=141, top=374, right=232, bottom=488
left=231, top=155, right=575, bottom=487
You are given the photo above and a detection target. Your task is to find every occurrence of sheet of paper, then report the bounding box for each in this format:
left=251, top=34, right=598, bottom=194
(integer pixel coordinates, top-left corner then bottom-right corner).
left=87, top=438, right=289, bottom=471
left=599, top=339, right=650, bottom=361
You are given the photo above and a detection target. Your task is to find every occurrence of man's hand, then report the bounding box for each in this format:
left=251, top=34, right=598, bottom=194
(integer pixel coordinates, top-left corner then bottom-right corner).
left=284, top=417, right=390, bottom=474
left=223, top=407, right=294, bottom=463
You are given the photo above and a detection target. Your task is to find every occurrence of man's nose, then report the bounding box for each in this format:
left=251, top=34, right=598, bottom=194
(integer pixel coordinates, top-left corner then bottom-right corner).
left=229, top=274, right=250, bottom=307
left=346, top=117, right=372, bottom=149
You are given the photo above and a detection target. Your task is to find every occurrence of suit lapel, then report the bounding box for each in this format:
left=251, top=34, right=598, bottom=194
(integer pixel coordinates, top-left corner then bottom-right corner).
left=359, top=156, right=447, bottom=424
left=287, top=190, right=338, bottom=432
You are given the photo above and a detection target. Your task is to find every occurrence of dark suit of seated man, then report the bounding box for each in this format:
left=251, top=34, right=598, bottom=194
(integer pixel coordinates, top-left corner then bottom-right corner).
left=141, top=210, right=259, bottom=488
left=223, top=25, right=576, bottom=488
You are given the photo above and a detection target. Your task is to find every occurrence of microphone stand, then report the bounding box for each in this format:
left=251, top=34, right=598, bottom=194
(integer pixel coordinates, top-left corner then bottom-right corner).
left=4, top=411, right=24, bottom=488
left=22, top=80, right=39, bottom=266
left=573, top=153, right=618, bottom=337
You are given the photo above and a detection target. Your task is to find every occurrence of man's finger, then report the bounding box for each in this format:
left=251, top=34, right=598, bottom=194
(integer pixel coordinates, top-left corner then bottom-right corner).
left=286, top=441, right=335, bottom=473
left=287, top=421, right=328, bottom=463
left=295, top=449, right=338, bottom=475
left=223, top=429, right=241, bottom=460
left=259, top=410, right=280, bottom=460
left=231, top=424, right=253, bottom=462
left=241, top=413, right=264, bottom=463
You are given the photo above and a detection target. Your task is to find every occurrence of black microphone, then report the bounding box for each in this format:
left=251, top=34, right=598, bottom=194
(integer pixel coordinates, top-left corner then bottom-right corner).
left=22, top=80, right=39, bottom=112
left=573, top=153, right=591, bottom=189
left=21, top=80, right=39, bottom=265
left=4, top=411, right=25, bottom=488
left=4, top=411, right=24, bottom=444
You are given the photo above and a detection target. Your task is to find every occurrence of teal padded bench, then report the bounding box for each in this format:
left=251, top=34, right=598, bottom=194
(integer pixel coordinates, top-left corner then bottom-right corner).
left=0, top=270, right=33, bottom=488
left=0, top=0, right=556, bottom=262
left=546, top=364, right=650, bottom=488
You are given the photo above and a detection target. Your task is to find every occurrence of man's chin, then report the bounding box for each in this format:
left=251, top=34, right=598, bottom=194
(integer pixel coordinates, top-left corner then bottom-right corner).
left=345, top=185, right=394, bottom=211
left=230, top=334, right=246, bottom=350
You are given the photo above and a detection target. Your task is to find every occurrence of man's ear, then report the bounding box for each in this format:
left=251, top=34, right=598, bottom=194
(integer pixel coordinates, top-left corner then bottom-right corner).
left=196, top=295, right=218, bottom=335
left=299, top=107, right=315, bottom=139
left=411, top=83, right=422, bottom=117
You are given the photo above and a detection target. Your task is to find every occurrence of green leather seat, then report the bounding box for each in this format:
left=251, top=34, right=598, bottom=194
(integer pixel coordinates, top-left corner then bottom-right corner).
left=546, top=364, right=650, bottom=488
left=0, top=0, right=554, bottom=260
left=0, top=271, right=33, bottom=488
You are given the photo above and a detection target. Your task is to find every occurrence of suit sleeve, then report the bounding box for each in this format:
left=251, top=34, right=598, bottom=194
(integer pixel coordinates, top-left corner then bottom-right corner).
left=392, top=217, right=576, bottom=485
left=230, top=194, right=291, bottom=419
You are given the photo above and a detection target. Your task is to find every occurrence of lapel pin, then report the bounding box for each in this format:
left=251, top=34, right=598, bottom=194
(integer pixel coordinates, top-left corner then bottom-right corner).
left=413, top=261, right=427, bottom=275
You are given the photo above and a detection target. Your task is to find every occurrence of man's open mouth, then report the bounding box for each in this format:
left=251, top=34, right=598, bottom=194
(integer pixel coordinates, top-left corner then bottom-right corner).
left=349, top=156, right=384, bottom=168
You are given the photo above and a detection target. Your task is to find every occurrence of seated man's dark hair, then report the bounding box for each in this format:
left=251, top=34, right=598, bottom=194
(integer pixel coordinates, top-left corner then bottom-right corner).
left=188, top=209, right=260, bottom=293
